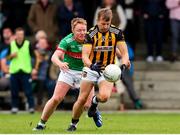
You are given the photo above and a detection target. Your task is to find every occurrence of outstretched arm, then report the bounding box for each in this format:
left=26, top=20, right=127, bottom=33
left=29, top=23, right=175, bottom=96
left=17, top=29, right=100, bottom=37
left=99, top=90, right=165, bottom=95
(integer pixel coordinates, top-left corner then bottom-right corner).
left=116, top=41, right=129, bottom=67
left=82, top=45, right=92, bottom=67
left=51, top=49, right=69, bottom=71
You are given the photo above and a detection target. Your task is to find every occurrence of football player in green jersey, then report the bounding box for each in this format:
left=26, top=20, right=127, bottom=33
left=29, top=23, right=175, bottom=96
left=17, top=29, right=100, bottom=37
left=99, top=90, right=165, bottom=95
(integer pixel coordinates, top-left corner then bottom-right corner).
left=33, top=18, right=93, bottom=131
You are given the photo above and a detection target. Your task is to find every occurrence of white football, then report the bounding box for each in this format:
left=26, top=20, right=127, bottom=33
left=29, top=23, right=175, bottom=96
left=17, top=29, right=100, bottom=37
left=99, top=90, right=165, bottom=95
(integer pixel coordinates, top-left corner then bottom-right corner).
left=103, top=64, right=121, bottom=82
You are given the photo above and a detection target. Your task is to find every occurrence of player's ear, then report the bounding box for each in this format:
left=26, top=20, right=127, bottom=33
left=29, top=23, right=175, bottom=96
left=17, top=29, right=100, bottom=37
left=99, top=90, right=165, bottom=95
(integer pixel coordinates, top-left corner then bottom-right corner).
left=71, top=28, right=74, bottom=33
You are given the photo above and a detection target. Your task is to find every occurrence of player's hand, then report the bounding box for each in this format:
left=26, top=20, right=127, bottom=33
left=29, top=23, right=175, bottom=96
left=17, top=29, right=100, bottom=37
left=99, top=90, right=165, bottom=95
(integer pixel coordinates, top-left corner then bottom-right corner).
left=31, top=68, right=38, bottom=80
left=120, top=64, right=127, bottom=80
left=10, top=52, right=18, bottom=58
left=90, top=61, right=104, bottom=76
left=59, top=62, right=69, bottom=72
left=127, top=60, right=131, bottom=69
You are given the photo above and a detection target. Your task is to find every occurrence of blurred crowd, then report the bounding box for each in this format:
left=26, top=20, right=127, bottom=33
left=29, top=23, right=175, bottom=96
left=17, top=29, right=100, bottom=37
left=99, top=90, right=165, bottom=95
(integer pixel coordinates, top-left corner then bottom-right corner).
left=0, top=0, right=180, bottom=112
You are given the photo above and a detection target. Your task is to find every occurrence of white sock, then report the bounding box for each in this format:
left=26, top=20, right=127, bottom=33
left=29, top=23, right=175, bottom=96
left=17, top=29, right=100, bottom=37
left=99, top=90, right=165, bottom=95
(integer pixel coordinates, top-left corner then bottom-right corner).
left=92, top=96, right=98, bottom=105
left=38, top=121, right=45, bottom=127
left=71, top=123, right=77, bottom=127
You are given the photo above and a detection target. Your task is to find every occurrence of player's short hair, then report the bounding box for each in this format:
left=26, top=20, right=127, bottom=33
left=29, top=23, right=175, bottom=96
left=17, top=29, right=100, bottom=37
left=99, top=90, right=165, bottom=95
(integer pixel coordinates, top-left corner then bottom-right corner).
left=97, top=7, right=112, bottom=22
left=15, top=27, right=24, bottom=33
left=71, top=18, right=87, bottom=30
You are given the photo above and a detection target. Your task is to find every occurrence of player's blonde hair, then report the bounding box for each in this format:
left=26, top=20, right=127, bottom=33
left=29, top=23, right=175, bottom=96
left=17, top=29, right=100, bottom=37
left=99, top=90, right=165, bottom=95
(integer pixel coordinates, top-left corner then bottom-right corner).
left=71, top=18, right=87, bottom=30
left=97, top=7, right=112, bottom=22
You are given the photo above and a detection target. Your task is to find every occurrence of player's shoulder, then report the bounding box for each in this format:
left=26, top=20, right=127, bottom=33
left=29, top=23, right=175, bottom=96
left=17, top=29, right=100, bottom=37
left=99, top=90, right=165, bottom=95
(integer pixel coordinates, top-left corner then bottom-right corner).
left=109, top=25, right=122, bottom=35
left=62, top=33, right=75, bottom=44
left=87, top=26, right=98, bottom=38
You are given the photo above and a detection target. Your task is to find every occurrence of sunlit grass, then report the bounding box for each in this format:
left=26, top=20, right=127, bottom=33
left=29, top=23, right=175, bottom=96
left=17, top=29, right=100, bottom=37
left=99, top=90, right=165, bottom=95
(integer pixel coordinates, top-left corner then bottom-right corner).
left=0, top=111, right=180, bottom=134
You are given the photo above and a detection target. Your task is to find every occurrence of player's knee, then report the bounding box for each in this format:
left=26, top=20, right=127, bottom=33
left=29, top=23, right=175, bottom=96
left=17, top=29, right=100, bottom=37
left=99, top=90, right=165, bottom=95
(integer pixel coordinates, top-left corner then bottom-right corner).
left=84, top=103, right=90, bottom=110
left=77, top=97, right=87, bottom=106
left=84, top=101, right=91, bottom=108
left=83, top=105, right=89, bottom=111
left=99, top=94, right=109, bottom=103
left=51, top=96, right=63, bottom=105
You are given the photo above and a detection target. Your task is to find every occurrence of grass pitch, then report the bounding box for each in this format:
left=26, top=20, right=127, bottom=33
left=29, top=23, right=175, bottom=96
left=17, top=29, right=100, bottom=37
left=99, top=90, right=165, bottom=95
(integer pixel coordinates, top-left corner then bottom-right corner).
left=0, top=111, right=180, bottom=134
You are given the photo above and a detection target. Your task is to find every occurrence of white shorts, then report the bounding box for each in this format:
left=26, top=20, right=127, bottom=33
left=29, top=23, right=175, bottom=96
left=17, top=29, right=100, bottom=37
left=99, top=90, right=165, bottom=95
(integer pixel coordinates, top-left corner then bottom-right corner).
left=58, top=69, right=82, bottom=88
left=82, top=67, right=105, bottom=84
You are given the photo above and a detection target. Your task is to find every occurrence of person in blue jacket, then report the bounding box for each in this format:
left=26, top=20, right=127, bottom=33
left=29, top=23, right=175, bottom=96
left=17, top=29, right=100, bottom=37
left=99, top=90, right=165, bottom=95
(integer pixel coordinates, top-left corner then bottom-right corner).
left=118, top=43, right=143, bottom=110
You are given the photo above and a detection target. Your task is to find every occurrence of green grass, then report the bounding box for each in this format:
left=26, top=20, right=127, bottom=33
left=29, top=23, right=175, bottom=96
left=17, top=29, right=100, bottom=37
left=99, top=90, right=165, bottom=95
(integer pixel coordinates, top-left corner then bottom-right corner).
left=0, top=111, right=180, bottom=134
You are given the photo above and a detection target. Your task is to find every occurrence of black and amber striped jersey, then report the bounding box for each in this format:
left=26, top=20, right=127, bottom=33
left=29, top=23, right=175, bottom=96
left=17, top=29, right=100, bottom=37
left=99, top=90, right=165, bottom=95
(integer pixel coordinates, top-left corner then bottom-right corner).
left=84, top=25, right=125, bottom=67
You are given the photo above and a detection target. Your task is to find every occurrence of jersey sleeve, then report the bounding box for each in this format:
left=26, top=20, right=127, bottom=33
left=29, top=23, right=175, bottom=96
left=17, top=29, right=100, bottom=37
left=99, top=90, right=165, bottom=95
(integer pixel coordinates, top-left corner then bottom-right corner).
left=0, top=49, right=8, bottom=60
left=116, top=30, right=125, bottom=42
left=84, top=33, right=93, bottom=45
left=57, top=38, right=68, bottom=51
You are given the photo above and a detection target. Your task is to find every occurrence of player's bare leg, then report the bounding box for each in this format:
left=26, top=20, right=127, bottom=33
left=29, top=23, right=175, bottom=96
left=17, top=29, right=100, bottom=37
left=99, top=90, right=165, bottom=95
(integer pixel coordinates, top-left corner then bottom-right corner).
left=41, top=82, right=71, bottom=120
left=88, top=80, right=114, bottom=127
left=33, top=81, right=71, bottom=130
left=67, top=81, right=93, bottom=131
left=97, top=80, right=113, bottom=102
left=84, top=87, right=94, bottom=110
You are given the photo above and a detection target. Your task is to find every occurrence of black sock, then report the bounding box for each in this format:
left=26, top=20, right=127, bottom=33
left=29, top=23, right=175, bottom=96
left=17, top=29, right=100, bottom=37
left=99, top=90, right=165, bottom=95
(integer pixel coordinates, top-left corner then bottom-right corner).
left=71, top=119, right=79, bottom=125
left=40, top=119, right=47, bottom=124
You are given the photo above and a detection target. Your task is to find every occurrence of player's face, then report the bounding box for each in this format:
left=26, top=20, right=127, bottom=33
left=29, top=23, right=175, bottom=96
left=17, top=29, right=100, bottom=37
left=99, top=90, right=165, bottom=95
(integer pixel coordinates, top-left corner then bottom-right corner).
left=15, top=30, right=24, bottom=43
left=3, top=28, right=13, bottom=40
left=73, top=23, right=87, bottom=43
left=97, top=17, right=111, bottom=33
left=38, top=38, right=49, bottom=50
left=41, top=0, right=49, bottom=6
left=103, top=0, right=115, bottom=7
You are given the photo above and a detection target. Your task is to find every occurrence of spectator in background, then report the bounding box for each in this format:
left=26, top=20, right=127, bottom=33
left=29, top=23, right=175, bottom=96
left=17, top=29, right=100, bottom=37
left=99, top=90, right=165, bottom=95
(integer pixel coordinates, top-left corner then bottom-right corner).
left=1, top=0, right=27, bottom=31
left=77, top=0, right=100, bottom=28
left=120, top=0, right=137, bottom=52
left=116, top=44, right=143, bottom=110
left=6, top=27, right=36, bottom=114
left=35, top=30, right=47, bottom=42
left=28, top=0, right=58, bottom=49
left=57, top=0, right=85, bottom=39
left=0, top=1, right=5, bottom=32
left=166, top=0, right=180, bottom=62
left=0, top=27, right=14, bottom=51
left=142, top=0, right=167, bottom=62
left=34, top=30, right=56, bottom=98
left=0, top=27, right=14, bottom=91
left=32, top=37, right=52, bottom=111
left=93, top=0, right=127, bottom=31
